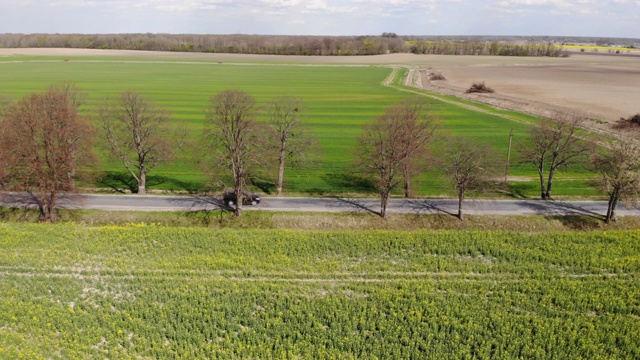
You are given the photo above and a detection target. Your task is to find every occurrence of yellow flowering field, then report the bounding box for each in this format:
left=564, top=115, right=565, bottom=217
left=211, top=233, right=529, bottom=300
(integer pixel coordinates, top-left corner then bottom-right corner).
left=0, top=223, right=638, bottom=358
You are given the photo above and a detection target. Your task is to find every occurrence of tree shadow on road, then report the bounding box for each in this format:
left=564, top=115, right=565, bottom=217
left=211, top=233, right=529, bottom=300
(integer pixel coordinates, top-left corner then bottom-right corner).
left=405, top=199, right=456, bottom=217
left=166, top=194, right=237, bottom=226
left=516, top=200, right=603, bottom=219
left=330, top=197, right=380, bottom=216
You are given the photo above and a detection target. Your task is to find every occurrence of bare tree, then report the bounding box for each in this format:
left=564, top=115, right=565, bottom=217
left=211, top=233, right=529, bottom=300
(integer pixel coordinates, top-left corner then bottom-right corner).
left=49, top=81, right=87, bottom=109
left=593, top=139, right=640, bottom=223
left=438, top=137, right=497, bottom=220
left=205, top=90, right=262, bottom=217
left=265, top=96, right=315, bottom=196
left=48, top=82, right=88, bottom=191
left=0, top=89, right=95, bottom=222
left=520, top=114, right=592, bottom=200
left=394, top=97, right=437, bottom=198
left=357, top=100, right=433, bottom=218
left=99, top=91, right=186, bottom=195
left=357, top=116, right=401, bottom=218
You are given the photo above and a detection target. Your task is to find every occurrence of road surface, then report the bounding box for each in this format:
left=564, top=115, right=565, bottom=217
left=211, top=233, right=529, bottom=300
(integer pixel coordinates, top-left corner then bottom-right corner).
left=1, top=193, right=639, bottom=217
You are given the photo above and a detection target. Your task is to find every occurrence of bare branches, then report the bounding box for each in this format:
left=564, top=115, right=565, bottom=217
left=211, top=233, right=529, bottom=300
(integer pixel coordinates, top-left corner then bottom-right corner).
left=357, top=117, right=401, bottom=218
left=265, top=96, right=316, bottom=196
left=593, top=140, right=640, bottom=223
left=520, top=114, right=592, bottom=200
left=48, top=81, right=87, bottom=110
left=205, top=90, right=262, bottom=217
left=0, top=88, right=95, bottom=221
left=391, top=97, right=438, bottom=198
left=356, top=97, right=436, bottom=218
left=99, top=90, right=186, bottom=195
left=438, top=137, right=497, bottom=220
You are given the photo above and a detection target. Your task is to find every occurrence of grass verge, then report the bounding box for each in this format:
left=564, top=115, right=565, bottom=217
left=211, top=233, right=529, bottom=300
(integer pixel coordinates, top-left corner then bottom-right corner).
left=1, top=207, right=638, bottom=232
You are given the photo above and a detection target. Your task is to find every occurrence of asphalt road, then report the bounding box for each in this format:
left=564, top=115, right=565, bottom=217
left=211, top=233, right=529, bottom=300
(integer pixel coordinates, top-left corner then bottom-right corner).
left=2, top=192, right=639, bottom=217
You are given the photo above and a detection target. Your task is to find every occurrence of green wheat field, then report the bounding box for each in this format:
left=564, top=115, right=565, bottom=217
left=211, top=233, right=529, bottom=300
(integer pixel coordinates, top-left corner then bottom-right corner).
left=0, top=54, right=596, bottom=197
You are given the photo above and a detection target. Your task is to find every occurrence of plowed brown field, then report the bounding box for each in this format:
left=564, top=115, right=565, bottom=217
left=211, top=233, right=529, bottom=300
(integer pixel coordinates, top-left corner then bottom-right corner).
left=421, top=54, right=640, bottom=123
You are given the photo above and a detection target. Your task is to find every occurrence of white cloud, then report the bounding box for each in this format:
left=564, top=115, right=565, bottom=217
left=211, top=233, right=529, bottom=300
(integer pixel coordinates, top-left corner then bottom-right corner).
left=0, top=0, right=638, bottom=37
left=261, top=0, right=302, bottom=5
left=306, top=0, right=327, bottom=9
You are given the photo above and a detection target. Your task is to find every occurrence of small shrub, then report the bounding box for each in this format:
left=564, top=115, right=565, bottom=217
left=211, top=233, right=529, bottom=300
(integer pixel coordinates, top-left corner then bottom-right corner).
left=429, top=72, right=446, bottom=81
left=613, top=113, right=640, bottom=130
left=465, top=82, right=494, bottom=94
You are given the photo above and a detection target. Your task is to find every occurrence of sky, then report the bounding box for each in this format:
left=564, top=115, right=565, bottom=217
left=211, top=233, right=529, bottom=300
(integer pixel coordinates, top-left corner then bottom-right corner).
left=0, top=0, right=638, bottom=38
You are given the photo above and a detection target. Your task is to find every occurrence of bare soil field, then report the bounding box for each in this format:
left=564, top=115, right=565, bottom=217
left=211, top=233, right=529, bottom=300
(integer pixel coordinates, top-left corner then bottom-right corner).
left=417, top=53, right=640, bottom=123
left=2, top=48, right=638, bottom=123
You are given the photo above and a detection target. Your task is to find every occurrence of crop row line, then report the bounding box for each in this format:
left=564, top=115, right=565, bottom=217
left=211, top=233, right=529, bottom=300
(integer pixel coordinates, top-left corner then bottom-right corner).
left=0, top=271, right=521, bottom=284
left=0, top=268, right=630, bottom=284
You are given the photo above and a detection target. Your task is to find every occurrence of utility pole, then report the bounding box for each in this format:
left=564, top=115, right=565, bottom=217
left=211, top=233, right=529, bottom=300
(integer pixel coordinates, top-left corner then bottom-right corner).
left=505, top=129, right=513, bottom=182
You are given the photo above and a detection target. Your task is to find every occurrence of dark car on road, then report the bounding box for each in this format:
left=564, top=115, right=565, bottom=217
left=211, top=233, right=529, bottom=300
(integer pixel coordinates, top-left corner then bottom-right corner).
left=223, top=191, right=261, bottom=206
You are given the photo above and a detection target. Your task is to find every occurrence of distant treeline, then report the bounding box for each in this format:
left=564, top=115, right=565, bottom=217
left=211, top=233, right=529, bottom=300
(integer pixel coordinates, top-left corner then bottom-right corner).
left=409, top=40, right=566, bottom=57
left=0, top=33, right=406, bottom=55
left=0, top=33, right=567, bottom=57
left=412, top=35, right=640, bottom=47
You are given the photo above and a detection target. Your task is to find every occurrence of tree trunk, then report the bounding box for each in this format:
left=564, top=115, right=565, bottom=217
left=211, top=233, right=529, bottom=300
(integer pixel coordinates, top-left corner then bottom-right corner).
left=38, top=192, right=58, bottom=222
left=545, top=167, right=556, bottom=199
left=538, top=170, right=547, bottom=200
left=457, top=187, right=465, bottom=221
left=138, top=171, right=146, bottom=195
left=234, top=202, right=243, bottom=217
left=403, top=162, right=411, bottom=198
left=68, top=148, right=76, bottom=191
left=276, top=148, right=286, bottom=196
left=605, top=189, right=619, bottom=224
left=380, top=191, right=389, bottom=218
left=605, top=199, right=613, bottom=224
left=234, top=183, right=243, bottom=217
left=611, top=197, right=619, bottom=222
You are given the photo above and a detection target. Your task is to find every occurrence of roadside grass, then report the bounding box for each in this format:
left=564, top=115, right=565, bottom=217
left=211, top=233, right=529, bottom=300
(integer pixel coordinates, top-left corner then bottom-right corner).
left=0, top=56, right=600, bottom=197
left=1, top=207, right=638, bottom=232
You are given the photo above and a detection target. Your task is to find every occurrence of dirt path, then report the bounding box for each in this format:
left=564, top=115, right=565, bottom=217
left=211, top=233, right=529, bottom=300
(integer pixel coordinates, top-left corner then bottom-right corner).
left=384, top=66, right=535, bottom=127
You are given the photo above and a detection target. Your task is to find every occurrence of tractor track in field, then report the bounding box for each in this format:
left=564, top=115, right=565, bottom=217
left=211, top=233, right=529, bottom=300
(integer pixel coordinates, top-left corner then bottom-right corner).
left=0, top=265, right=629, bottom=285
left=0, top=265, right=522, bottom=284
left=383, top=66, right=534, bottom=127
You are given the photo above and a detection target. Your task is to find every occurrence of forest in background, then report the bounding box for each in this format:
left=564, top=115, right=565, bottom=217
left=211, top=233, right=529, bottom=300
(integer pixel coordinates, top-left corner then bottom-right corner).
left=0, top=33, right=586, bottom=57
